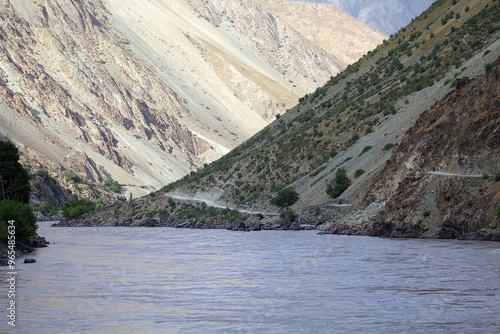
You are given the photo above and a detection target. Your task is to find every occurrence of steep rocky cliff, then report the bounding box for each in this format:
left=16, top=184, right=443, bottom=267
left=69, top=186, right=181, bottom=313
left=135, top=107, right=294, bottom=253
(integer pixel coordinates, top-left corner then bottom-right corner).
left=0, top=0, right=384, bottom=202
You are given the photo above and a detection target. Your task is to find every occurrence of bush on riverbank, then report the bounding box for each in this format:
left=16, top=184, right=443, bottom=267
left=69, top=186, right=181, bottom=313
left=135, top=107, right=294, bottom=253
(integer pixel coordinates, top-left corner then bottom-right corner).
left=62, top=198, right=96, bottom=218
left=177, top=203, right=243, bottom=222
left=0, top=141, right=38, bottom=244
left=0, top=200, right=37, bottom=243
left=280, top=209, right=296, bottom=222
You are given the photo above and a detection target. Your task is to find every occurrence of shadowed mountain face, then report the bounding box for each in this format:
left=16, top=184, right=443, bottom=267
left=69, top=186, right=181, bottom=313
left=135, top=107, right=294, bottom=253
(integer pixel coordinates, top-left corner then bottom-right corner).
left=0, top=0, right=384, bottom=198
left=292, top=0, right=436, bottom=35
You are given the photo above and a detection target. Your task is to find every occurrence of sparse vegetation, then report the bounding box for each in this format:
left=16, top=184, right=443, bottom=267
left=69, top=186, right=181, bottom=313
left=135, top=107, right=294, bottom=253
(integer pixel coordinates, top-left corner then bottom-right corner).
left=64, top=170, right=83, bottom=183
left=102, top=177, right=120, bottom=193
left=177, top=203, right=243, bottom=222
left=31, top=201, right=60, bottom=217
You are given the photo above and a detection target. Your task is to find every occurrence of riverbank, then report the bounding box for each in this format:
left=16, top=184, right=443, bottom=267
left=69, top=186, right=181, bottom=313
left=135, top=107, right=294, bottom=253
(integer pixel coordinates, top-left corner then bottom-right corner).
left=0, top=232, right=50, bottom=266
left=53, top=214, right=321, bottom=232
left=50, top=194, right=500, bottom=241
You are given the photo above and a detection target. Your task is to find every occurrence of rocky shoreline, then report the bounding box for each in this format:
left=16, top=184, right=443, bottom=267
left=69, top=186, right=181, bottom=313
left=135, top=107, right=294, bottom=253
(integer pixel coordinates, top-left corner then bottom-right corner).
left=0, top=233, right=50, bottom=266
left=51, top=212, right=500, bottom=241
left=52, top=215, right=321, bottom=232
left=48, top=194, right=500, bottom=241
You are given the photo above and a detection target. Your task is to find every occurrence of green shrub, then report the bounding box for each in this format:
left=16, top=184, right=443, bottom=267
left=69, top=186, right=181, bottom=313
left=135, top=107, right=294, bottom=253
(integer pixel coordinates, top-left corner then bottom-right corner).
left=0, top=200, right=37, bottom=243
left=0, top=141, right=31, bottom=203
left=96, top=197, right=107, bottom=207
left=146, top=210, right=158, bottom=218
left=354, top=169, right=365, bottom=178
left=64, top=170, right=82, bottom=183
left=485, top=63, right=494, bottom=73
left=359, top=146, right=373, bottom=156
left=280, top=209, right=296, bottom=222
left=35, top=169, right=49, bottom=179
left=33, top=201, right=60, bottom=217
left=350, top=133, right=360, bottom=143
left=102, top=178, right=120, bottom=193
left=382, top=143, right=395, bottom=151
left=62, top=198, right=96, bottom=218
left=495, top=207, right=500, bottom=220
left=326, top=168, right=351, bottom=198
left=271, top=188, right=299, bottom=208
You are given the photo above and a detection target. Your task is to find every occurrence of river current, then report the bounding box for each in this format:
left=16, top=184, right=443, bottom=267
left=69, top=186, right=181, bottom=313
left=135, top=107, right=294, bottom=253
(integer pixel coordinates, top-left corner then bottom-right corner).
left=1, top=222, right=499, bottom=333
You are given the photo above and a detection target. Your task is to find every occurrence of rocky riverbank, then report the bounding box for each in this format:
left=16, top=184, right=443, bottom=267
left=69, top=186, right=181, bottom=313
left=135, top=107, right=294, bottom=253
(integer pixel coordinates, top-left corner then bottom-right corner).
left=51, top=192, right=500, bottom=241
left=52, top=212, right=322, bottom=232
left=0, top=232, right=49, bottom=266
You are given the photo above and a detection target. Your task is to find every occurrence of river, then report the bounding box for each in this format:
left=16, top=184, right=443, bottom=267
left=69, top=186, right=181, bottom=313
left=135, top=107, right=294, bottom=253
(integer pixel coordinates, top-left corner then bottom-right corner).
left=1, top=222, right=499, bottom=333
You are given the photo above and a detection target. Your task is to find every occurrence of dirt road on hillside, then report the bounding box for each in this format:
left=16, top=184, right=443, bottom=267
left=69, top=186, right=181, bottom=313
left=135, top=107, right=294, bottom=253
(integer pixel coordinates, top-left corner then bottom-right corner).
left=428, top=171, right=483, bottom=178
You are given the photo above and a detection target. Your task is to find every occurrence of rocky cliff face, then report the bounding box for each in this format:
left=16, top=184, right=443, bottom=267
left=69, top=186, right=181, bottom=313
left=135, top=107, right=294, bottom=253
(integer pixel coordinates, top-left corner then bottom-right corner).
left=0, top=0, right=384, bottom=200
left=331, top=58, right=500, bottom=240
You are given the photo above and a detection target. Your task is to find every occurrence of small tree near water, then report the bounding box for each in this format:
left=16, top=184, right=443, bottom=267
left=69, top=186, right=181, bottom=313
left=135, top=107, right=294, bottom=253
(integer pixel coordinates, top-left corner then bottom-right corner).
left=0, top=200, right=37, bottom=243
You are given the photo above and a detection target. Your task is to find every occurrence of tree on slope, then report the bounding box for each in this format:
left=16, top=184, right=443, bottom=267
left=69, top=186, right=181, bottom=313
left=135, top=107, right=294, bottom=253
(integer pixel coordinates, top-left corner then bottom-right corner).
left=271, top=187, right=299, bottom=209
left=326, top=168, right=351, bottom=199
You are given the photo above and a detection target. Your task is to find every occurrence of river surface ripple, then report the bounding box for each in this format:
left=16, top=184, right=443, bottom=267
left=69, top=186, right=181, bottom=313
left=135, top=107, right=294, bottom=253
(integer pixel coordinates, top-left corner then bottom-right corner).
left=1, top=222, right=499, bottom=333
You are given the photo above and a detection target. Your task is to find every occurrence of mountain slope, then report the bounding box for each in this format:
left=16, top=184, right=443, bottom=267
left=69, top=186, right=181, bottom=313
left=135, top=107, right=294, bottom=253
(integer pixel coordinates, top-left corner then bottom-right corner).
left=0, top=0, right=384, bottom=200
left=324, top=56, right=500, bottom=240
left=292, top=0, right=436, bottom=35
left=139, top=0, right=498, bottom=238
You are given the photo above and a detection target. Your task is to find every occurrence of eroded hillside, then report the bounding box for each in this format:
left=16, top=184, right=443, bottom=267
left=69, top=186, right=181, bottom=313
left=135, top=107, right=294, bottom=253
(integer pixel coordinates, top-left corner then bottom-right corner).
left=325, top=56, right=500, bottom=240
left=0, top=0, right=384, bottom=201
left=153, top=0, right=499, bottom=238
